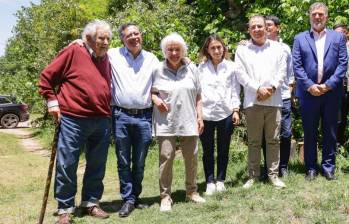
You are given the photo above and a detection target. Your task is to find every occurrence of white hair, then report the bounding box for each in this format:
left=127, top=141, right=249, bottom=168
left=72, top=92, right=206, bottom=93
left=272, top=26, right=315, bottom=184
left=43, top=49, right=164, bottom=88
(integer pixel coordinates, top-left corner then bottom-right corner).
left=82, top=20, right=112, bottom=41
left=160, top=32, right=188, bottom=58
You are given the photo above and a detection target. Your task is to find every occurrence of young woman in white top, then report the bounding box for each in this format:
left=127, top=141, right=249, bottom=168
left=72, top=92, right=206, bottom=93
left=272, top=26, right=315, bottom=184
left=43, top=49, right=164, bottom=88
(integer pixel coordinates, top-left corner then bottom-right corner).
left=198, top=34, right=241, bottom=195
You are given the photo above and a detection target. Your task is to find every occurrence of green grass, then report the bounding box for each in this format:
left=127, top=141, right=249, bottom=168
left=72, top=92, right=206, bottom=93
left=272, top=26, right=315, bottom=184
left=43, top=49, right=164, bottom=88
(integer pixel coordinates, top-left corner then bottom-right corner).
left=1, top=130, right=349, bottom=224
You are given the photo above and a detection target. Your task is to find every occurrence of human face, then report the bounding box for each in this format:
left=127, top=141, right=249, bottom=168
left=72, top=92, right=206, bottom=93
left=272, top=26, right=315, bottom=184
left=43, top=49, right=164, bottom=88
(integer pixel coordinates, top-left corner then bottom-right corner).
left=334, top=27, right=348, bottom=40
left=165, top=42, right=184, bottom=70
left=310, top=7, right=328, bottom=32
left=207, top=40, right=224, bottom=65
left=249, top=17, right=267, bottom=46
left=91, top=28, right=110, bottom=57
left=122, top=25, right=142, bottom=57
left=265, top=20, right=279, bottom=41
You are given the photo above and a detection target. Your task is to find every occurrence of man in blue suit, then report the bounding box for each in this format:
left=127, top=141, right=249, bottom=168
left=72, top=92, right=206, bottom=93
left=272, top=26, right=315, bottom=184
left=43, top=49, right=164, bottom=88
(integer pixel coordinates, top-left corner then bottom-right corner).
left=292, top=2, right=347, bottom=181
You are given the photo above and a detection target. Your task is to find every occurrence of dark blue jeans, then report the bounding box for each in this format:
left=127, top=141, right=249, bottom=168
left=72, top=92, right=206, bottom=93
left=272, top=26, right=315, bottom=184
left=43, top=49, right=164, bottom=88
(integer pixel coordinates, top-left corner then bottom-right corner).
left=279, top=98, right=292, bottom=170
left=55, top=115, right=110, bottom=214
left=112, top=108, right=152, bottom=204
left=199, top=115, right=233, bottom=183
left=337, top=90, right=349, bottom=145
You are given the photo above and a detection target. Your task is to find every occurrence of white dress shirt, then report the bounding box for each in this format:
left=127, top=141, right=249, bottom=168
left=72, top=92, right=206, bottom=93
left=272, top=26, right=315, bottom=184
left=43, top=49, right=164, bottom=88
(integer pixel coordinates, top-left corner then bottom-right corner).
left=312, top=28, right=327, bottom=83
left=279, top=42, right=294, bottom=100
left=108, top=47, right=159, bottom=109
left=235, top=39, right=287, bottom=109
left=198, top=59, right=241, bottom=121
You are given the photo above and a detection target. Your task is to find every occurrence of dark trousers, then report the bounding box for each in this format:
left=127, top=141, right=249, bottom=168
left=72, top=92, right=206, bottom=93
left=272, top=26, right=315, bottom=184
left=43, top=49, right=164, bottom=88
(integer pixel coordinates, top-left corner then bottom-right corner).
left=300, top=92, right=341, bottom=173
left=337, top=90, right=349, bottom=145
left=199, top=115, right=233, bottom=183
left=112, top=108, right=152, bottom=204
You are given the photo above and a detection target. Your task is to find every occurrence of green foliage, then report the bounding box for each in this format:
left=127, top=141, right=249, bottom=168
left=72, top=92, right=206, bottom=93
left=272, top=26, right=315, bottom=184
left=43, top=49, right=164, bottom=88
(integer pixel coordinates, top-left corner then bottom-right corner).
left=107, top=0, right=197, bottom=60
left=1, top=0, right=349, bottom=137
left=0, top=0, right=101, bottom=113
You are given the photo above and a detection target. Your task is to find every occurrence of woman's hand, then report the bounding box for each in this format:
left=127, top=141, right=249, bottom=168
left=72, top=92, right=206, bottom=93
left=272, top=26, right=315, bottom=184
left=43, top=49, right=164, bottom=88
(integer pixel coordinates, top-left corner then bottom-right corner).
left=232, top=111, right=240, bottom=125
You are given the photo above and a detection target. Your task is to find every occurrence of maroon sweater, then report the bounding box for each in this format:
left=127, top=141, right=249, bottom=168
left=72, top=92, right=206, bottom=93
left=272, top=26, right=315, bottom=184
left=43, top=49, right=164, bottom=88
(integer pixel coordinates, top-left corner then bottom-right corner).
left=39, top=44, right=111, bottom=117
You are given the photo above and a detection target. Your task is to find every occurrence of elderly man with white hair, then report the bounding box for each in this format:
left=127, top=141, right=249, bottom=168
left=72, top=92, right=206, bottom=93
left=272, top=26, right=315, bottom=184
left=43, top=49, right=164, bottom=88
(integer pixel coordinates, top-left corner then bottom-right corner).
left=151, top=32, right=206, bottom=212
left=39, top=20, right=112, bottom=224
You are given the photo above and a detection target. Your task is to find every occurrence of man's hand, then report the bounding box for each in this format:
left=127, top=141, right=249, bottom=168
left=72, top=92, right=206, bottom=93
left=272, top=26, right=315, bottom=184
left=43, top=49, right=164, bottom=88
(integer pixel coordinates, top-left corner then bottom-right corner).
left=152, top=94, right=169, bottom=113
left=232, top=111, right=240, bottom=125
left=238, top=40, right=248, bottom=46
left=69, top=39, right=84, bottom=47
left=48, top=106, right=61, bottom=124
left=257, top=86, right=273, bottom=101
left=308, top=84, right=323, bottom=96
left=197, top=118, right=204, bottom=135
left=318, top=84, right=331, bottom=94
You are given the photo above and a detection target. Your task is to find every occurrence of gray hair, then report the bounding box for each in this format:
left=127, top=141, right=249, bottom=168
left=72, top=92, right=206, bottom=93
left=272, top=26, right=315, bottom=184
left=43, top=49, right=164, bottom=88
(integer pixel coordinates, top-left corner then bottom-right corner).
left=309, top=2, right=328, bottom=16
left=160, top=32, right=188, bottom=58
left=82, top=20, right=112, bottom=42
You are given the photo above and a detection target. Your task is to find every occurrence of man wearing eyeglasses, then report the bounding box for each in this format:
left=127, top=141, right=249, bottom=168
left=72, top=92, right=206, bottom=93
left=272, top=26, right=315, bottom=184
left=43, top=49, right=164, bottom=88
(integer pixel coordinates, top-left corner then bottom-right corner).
left=109, top=23, right=159, bottom=217
left=292, top=2, right=347, bottom=181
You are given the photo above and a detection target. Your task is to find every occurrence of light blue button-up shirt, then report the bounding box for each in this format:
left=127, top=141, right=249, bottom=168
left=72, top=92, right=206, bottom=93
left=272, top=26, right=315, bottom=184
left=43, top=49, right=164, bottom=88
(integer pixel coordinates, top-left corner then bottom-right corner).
left=108, top=47, right=159, bottom=109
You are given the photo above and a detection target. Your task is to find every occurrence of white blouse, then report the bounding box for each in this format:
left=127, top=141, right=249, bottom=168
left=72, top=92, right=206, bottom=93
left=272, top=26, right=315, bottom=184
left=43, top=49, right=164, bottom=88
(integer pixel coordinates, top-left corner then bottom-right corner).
left=198, top=59, right=241, bottom=121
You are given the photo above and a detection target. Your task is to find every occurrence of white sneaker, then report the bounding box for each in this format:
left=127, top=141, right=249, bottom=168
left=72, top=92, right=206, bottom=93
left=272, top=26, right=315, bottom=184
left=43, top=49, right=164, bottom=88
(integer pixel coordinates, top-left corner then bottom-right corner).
left=243, top=178, right=256, bottom=189
left=205, top=183, right=216, bottom=195
left=186, top=192, right=206, bottom=203
left=216, top=181, right=226, bottom=192
left=160, top=196, right=172, bottom=212
left=269, top=176, right=286, bottom=189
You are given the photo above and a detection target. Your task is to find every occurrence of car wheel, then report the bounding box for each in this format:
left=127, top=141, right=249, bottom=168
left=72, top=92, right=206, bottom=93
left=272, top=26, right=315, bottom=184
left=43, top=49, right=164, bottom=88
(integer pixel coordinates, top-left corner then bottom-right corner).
left=1, top=113, right=19, bottom=128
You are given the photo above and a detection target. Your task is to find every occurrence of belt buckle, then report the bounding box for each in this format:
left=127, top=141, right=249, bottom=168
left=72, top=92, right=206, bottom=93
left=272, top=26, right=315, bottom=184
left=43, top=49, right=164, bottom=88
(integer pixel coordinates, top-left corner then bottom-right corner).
left=128, top=109, right=139, bottom=115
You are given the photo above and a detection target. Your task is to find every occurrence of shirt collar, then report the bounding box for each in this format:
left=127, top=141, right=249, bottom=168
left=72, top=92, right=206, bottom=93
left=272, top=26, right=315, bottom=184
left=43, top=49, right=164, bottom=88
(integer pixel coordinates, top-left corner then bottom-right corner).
left=248, top=38, right=270, bottom=49
left=84, top=43, right=97, bottom=58
left=207, top=59, right=227, bottom=72
left=163, top=59, right=188, bottom=73
left=123, top=47, right=144, bottom=60
left=310, top=28, right=327, bottom=37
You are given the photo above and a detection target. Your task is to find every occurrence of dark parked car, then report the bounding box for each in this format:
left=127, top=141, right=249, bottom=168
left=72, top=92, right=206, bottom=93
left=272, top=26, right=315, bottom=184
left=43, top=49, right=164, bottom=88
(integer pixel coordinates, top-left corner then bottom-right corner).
left=0, top=95, right=29, bottom=128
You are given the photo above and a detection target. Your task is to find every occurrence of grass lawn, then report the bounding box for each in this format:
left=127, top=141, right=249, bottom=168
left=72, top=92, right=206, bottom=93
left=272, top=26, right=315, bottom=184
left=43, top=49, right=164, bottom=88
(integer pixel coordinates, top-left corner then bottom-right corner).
left=1, top=130, right=349, bottom=224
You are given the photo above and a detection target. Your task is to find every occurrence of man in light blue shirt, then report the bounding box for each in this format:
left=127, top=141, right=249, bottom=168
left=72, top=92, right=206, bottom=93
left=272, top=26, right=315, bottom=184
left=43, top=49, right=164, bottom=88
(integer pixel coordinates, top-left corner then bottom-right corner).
left=109, top=23, right=159, bottom=217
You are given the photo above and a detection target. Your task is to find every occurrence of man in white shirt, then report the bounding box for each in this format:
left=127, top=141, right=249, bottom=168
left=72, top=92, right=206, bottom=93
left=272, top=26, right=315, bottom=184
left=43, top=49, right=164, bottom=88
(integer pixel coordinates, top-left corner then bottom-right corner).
left=235, top=15, right=287, bottom=189
left=110, top=23, right=159, bottom=217
left=264, top=15, right=294, bottom=177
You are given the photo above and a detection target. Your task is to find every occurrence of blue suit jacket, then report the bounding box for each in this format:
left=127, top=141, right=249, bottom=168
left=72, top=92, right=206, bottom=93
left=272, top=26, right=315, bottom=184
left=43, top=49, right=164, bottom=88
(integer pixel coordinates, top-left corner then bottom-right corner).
left=292, top=29, right=348, bottom=98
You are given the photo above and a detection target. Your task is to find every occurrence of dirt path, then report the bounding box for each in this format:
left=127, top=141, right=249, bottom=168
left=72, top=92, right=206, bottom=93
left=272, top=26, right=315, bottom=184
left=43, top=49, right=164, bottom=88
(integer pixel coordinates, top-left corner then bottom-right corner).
left=0, top=121, right=50, bottom=157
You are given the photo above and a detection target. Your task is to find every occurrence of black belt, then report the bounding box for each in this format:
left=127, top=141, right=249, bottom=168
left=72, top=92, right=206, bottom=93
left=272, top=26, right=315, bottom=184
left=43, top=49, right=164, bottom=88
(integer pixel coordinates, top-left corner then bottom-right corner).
left=114, top=106, right=152, bottom=115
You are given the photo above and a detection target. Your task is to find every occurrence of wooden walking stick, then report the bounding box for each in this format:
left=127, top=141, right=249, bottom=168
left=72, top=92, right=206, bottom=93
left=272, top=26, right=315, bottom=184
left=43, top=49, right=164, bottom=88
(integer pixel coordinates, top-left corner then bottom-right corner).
left=38, top=124, right=60, bottom=224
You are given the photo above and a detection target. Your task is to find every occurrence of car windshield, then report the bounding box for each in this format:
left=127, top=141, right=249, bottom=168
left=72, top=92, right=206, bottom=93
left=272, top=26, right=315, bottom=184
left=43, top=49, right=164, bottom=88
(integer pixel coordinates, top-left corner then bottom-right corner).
left=0, top=96, right=17, bottom=104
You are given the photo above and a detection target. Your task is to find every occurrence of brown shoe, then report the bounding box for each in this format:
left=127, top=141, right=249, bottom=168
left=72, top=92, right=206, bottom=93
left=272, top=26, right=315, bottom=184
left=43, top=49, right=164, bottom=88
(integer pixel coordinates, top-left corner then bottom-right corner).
left=58, top=213, right=71, bottom=224
left=84, top=205, right=109, bottom=219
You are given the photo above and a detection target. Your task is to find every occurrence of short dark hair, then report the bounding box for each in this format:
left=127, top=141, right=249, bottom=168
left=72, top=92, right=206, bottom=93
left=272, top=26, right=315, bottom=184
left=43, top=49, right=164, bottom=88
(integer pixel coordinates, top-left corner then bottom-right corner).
left=118, top=23, right=140, bottom=40
left=333, top=24, right=348, bottom=31
left=265, top=15, right=281, bottom=26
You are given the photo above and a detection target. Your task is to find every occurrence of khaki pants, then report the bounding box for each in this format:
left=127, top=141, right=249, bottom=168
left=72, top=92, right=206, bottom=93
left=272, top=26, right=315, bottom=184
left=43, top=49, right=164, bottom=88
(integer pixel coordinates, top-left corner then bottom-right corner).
left=158, top=136, right=198, bottom=199
left=245, top=105, right=281, bottom=178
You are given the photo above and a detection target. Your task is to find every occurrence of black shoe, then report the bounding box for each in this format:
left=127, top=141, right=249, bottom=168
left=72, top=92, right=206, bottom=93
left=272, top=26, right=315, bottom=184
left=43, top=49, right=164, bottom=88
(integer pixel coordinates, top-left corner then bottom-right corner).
left=119, top=202, right=135, bottom=218
left=135, top=199, right=149, bottom=209
left=279, top=168, right=288, bottom=177
left=305, top=170, right=317, bottom=181
left=323, top=172, right=337, bottom=181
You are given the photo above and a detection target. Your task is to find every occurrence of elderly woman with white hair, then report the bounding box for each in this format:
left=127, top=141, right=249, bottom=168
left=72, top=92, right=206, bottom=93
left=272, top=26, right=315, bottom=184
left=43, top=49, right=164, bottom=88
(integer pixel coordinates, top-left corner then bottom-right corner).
left=151, top=32, right=206, bottom=212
